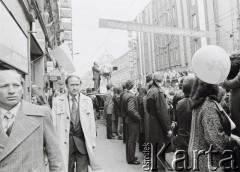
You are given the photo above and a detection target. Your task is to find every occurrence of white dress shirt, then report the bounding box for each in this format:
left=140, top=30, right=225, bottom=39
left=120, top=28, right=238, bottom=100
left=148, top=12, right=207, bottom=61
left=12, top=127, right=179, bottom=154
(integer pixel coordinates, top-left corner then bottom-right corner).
left=0, top=101, right=21, bottom=132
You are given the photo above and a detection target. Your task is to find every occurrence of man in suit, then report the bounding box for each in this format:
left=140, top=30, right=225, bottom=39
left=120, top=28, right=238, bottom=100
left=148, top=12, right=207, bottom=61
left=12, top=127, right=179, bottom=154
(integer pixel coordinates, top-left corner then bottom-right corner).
left=92, top=62, right=101, bottom=92
left=32, top=84, right=47, bottom=105
left=52, top=75, right=99, bottom=172
left=122, top=80, right=141, bottom=165
left=0, top=70, right=63, bottom=172
left=104, top=83, right=114, bottom=139
left=119, top=83, right=127, bottom=143
left=146, top=72, right=172, bottom=171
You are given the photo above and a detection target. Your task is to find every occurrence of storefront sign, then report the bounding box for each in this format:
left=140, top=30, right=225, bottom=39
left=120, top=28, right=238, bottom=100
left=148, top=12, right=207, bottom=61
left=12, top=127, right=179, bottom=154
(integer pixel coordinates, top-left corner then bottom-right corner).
left=49, top=76, right=58, bottom=81
left=46, top=61, right=54, bottom=73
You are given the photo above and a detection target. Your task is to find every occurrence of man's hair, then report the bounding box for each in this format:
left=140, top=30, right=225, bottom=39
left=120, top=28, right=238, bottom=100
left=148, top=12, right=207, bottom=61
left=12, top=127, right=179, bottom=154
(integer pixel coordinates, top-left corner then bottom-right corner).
left=146, top=74, right=152, bottom=84
left=122, top=83, right=126, bottom=90
left=86, top=87, right=92, bottom=93
left=182, top=77, right=195, bottom=95
left=125, top=80, right=134, bottom=90
left=152, top=71, right=164, bottom=83
left=106, top=83, right=113, bottom=90
left=0, top=69, right=24, bottom=85
left=65, top=75, right=81, bottom=85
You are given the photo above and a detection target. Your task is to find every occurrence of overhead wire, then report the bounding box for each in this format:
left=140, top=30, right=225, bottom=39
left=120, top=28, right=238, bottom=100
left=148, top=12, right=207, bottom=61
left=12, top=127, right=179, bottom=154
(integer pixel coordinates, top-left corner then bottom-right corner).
left=79, top=0, right=139, bottom=71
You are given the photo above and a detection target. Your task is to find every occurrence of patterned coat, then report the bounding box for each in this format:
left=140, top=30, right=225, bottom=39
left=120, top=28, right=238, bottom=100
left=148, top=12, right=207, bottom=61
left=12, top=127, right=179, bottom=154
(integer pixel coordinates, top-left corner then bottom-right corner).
left=188, top=98, right=233, bottom=171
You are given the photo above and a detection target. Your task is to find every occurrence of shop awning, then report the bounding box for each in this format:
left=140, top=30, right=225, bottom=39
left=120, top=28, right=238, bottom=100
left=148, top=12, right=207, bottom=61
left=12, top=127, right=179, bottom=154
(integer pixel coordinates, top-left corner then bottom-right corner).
left=48, top=43, right=76, bottom=74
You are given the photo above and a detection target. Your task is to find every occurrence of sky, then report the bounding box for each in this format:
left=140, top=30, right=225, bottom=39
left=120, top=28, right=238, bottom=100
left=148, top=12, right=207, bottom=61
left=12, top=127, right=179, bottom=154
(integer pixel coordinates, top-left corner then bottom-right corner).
left=72, top=0, right=151, bottom=77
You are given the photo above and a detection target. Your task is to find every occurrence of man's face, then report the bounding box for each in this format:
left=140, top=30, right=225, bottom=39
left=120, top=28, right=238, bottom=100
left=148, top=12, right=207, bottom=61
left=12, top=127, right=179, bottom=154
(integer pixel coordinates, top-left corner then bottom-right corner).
left=0, top=71, right=23, bottom=110
left=32, top=85, right=37, bottom=93
left=67, top=77, right=81, bottom=97
left=31, top=96, right=38, bottom=104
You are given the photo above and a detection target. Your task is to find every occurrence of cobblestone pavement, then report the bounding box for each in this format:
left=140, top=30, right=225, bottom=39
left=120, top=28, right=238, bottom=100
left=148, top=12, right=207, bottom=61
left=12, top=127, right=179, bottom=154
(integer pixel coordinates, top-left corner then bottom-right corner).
left=91, top=119, right=175, bottom=172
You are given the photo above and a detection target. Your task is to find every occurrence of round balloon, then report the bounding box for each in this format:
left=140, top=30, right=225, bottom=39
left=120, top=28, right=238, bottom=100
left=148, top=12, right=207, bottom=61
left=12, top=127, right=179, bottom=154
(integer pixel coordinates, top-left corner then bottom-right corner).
left=192, top=45, right=230, bottom=84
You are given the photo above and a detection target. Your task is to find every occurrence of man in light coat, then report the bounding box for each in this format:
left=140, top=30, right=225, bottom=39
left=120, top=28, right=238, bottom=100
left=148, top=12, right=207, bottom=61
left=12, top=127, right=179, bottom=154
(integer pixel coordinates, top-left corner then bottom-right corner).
left=103, top=83, right=114, bottom=139
left=0, top=70, right=63, bottom=172
left=52, top=75, right=100, bottom=172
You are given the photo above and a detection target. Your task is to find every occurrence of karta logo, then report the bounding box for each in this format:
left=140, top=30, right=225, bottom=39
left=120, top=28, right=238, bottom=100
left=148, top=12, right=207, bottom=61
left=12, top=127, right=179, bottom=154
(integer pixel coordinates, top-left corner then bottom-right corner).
left=142, top=143, right=239, bottom=171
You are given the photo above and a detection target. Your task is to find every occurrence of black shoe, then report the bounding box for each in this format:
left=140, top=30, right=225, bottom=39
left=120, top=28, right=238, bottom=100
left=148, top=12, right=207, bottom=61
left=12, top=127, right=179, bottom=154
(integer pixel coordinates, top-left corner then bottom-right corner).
left=117, top=136, right=123, bottom=140
left=128, top=160, right=140, bottom=165
left=107, top=136, right=115, bottom=139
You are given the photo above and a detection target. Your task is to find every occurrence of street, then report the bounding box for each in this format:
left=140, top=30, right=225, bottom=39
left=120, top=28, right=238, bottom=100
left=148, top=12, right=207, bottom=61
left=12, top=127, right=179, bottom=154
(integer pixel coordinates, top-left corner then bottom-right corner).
left=93, top=119, right=174, bottom=172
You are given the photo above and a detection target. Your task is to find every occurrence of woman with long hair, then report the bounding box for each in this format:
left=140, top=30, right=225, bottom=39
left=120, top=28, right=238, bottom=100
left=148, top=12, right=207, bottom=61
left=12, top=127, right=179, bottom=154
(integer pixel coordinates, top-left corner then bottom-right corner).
left=188, top=78, right=240, bottom=171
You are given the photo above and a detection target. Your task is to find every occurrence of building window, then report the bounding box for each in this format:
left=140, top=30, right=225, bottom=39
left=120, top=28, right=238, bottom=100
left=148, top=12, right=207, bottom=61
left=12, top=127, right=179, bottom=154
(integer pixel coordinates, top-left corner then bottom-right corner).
left=192, top=14, right=197, bottom=28
left=172, top=6, right=176, bottom=26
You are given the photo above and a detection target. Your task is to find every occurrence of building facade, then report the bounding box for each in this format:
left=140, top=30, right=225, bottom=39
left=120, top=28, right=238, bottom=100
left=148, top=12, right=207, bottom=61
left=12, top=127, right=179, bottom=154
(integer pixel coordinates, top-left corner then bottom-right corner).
left=59, top=0, right=73, bottom=56
left=136, top=0, right=240, bottom=82
left=111, top=50, right=138, bottom=86
left=0, top=0, right=72, bottom=101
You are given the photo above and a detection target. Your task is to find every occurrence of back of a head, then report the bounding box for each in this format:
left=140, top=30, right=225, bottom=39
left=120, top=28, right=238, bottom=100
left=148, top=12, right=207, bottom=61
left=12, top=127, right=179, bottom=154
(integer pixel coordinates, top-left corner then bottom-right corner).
left=153, top=71, right=164, bottom=83
left=228, top=53, right=240, bottom=80
left=117, top=86, right=123, bottom=94
left=86, top=88, right=92, bottom=94
left=106, top=83, right=113, bottom=90
left=182, top=77, right=195, bottom=96
left=125, top=80, right=135, bottom=90
left=146, top=73, right=152, bottom=84
left=122, top=83, right=126, bottom=90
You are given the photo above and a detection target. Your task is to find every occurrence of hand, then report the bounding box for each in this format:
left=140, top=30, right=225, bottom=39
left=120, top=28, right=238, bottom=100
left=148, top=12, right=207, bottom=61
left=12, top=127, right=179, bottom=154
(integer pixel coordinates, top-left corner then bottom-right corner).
left=231, top=134, right=240, bottom=145
left=167, top=130, right=173, bottom=138
left=171, top=122, right=177, bottom=129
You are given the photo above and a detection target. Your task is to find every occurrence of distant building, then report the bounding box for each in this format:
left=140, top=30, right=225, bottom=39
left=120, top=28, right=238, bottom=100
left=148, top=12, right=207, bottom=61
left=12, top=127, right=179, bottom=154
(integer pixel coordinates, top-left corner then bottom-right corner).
left=136, top=0, right=240, bottom=82
left=111, top=50, right=138, bottom=86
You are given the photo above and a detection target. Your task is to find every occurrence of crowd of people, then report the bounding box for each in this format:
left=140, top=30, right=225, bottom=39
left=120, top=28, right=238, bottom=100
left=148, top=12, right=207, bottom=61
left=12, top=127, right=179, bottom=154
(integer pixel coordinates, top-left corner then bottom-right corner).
left=92, top=52, right=240, bottom=171
left=2, top=52, right=240, bottom=172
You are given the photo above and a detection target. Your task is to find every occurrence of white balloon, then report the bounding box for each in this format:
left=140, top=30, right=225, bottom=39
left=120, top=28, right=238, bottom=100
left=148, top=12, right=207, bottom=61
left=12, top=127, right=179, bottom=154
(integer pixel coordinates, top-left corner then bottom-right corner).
left=192, top=45, right=230, bottom=84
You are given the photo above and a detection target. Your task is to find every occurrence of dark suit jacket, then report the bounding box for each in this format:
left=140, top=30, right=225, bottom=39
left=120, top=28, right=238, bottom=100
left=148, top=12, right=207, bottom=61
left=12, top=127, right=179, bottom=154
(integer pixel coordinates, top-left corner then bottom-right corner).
left=174, top=97, right=192, bottom=150
left=0, top=100, right=63, bottom=172
left=122, top=91, right=141, bottom=123
left=120, top=91, right=126, bottom=118
left=92, top=65, right=101, bottom=81
left=112, top=94, right=121, bottom=118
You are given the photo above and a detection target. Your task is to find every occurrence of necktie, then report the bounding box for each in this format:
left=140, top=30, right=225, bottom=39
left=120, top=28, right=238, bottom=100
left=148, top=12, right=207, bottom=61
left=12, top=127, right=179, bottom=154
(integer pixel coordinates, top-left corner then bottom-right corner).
left=71, top=97, right=78, bottom=126
left=2, top=111, right=14, bottom=133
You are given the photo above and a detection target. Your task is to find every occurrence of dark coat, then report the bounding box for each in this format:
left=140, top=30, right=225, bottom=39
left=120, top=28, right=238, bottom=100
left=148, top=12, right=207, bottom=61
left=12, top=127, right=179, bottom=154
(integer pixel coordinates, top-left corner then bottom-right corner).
left=120, top=91, right=126, bottom=118
left=92, top=65, right=101, bottom=81
left=146, top=84, right=171, bottom=152
left=112, top=94, right=121, bottom=118
left=174, top=96, right=192, bottom=150
left=122, top=91, right=141, bottom=123
left=223, top=72, right=240, bottom=136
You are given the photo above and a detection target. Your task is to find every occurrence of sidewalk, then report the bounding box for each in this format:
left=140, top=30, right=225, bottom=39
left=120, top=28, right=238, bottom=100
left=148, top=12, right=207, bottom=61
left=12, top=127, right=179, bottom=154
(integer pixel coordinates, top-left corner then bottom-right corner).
left=92, top=119, right=175, bottom=172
